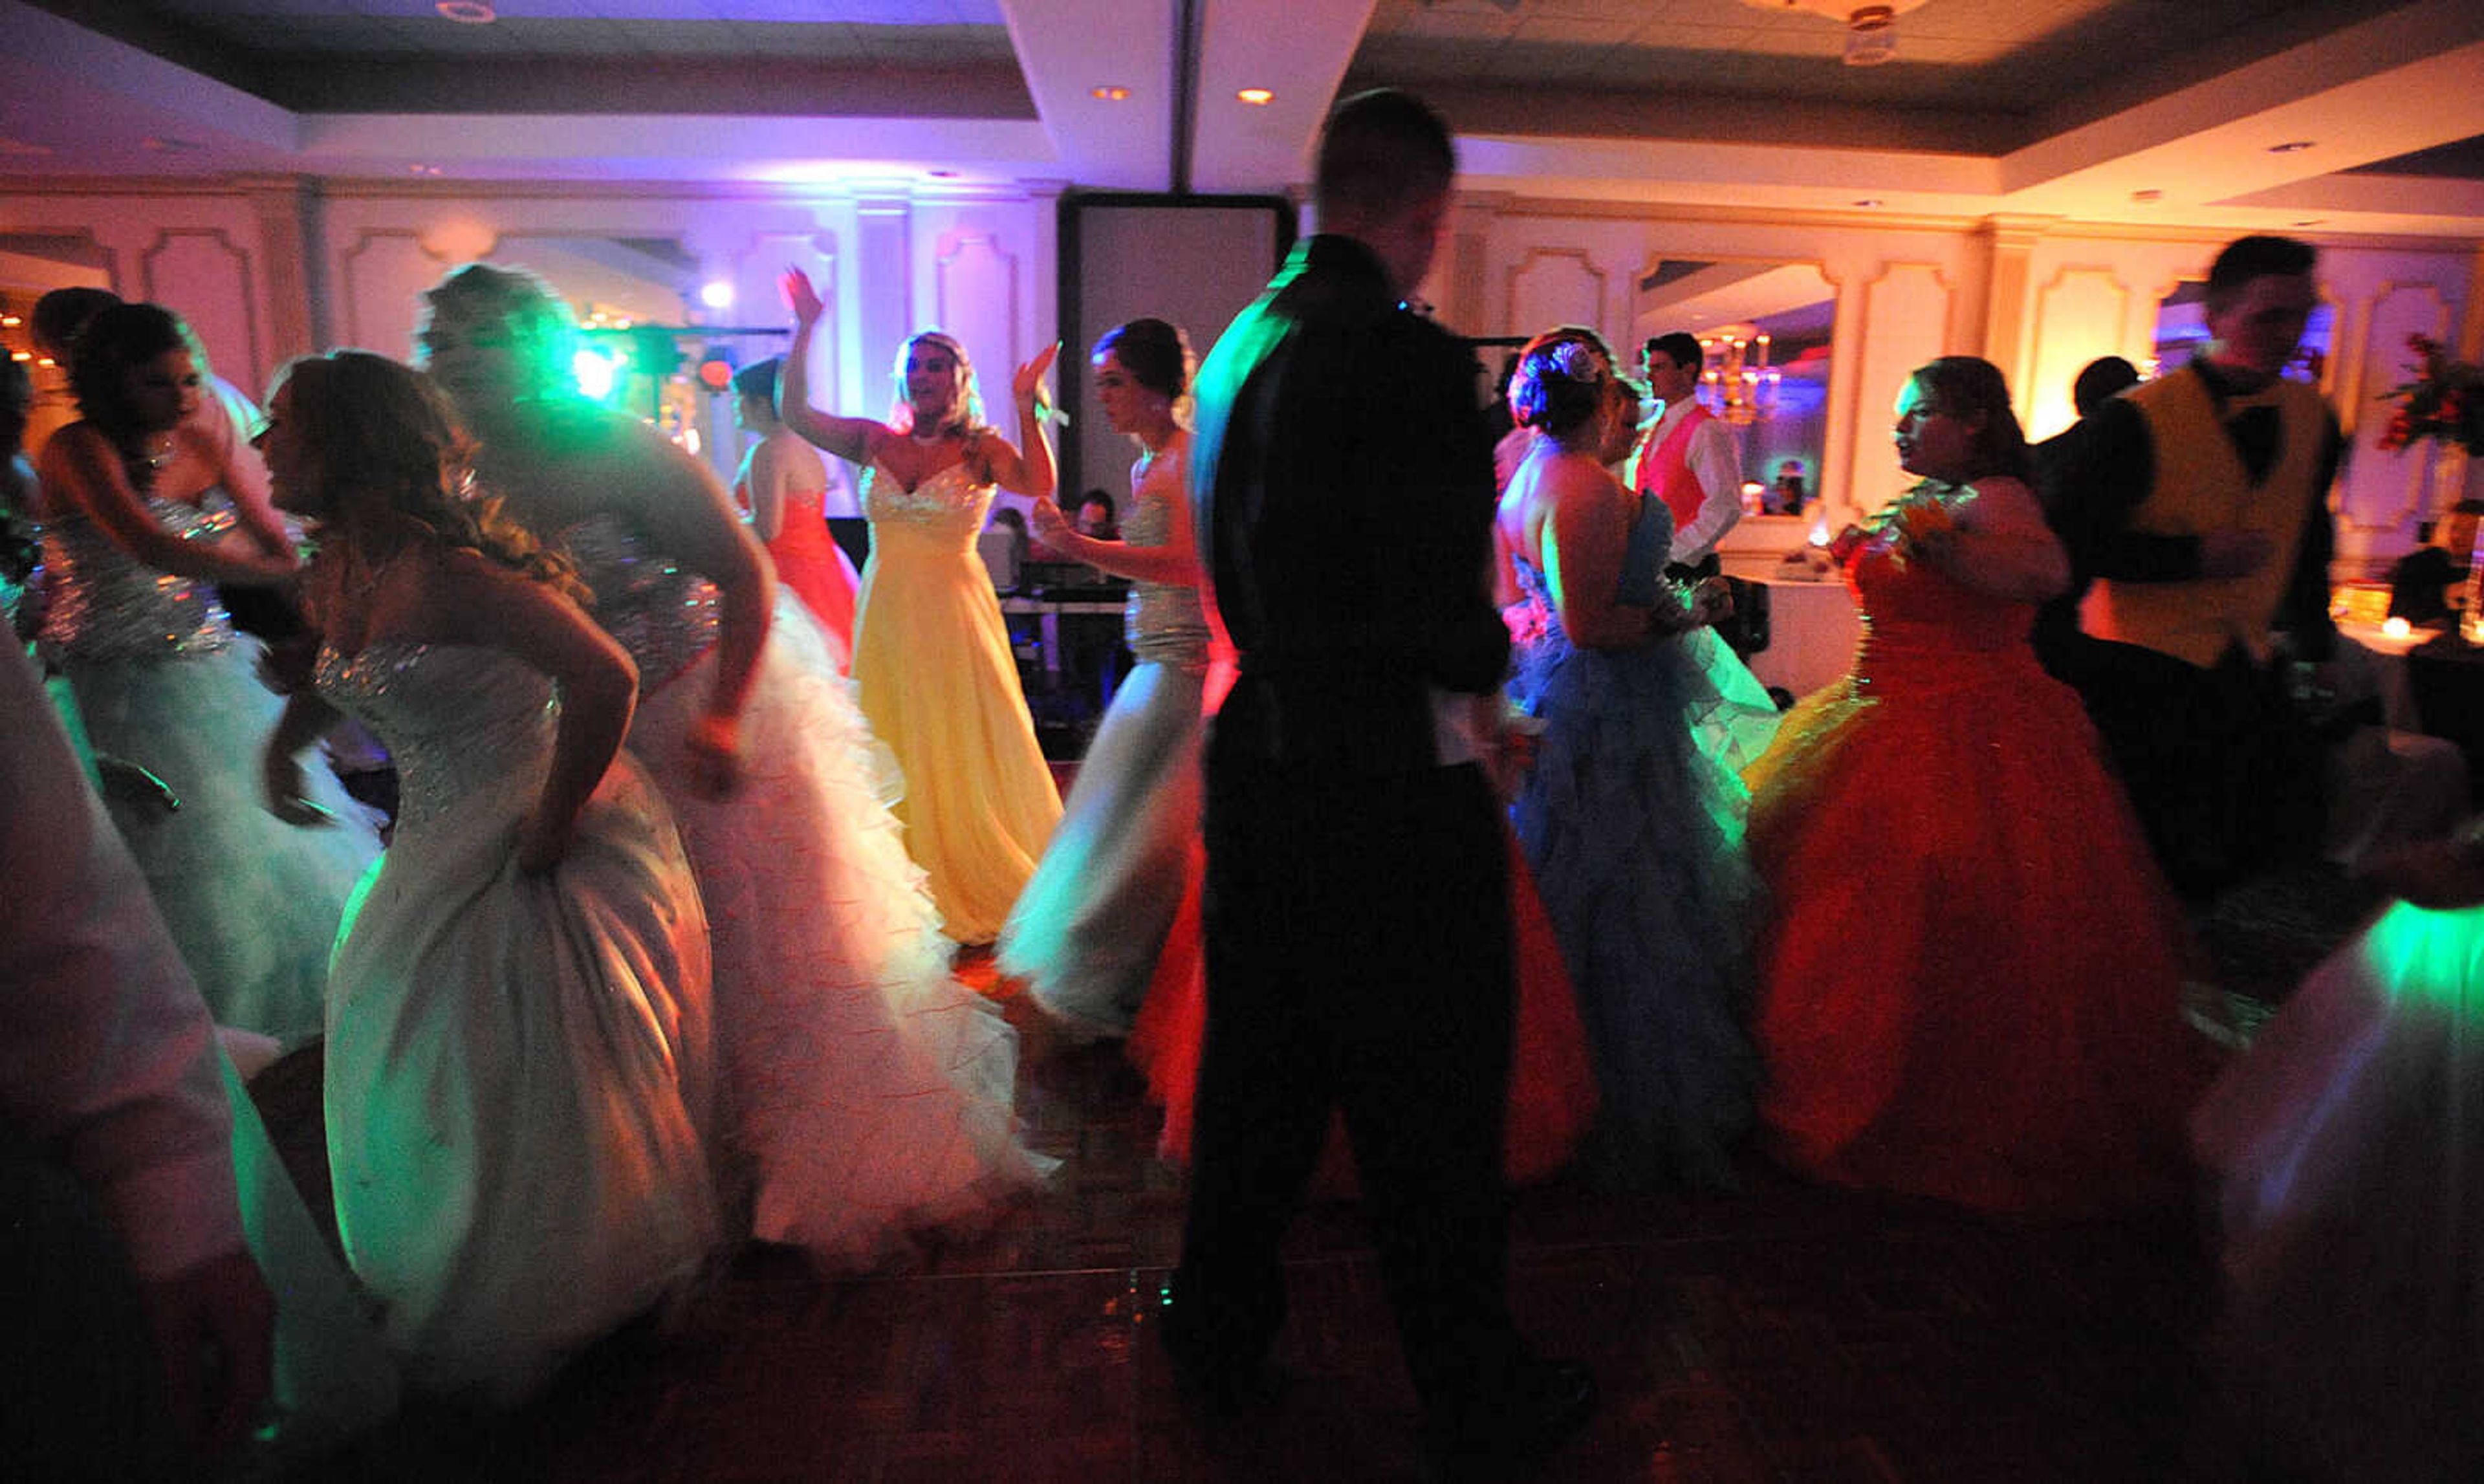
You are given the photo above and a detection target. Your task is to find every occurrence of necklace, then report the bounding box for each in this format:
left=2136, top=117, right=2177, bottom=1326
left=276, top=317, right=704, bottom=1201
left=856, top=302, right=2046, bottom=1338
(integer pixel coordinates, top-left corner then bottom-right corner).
left=143, top=434, right=177, bottom=471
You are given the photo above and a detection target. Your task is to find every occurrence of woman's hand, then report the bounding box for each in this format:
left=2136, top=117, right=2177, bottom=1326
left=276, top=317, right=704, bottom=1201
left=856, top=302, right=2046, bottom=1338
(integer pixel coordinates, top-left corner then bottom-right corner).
left=683, top=710, right=743, bottom=798
left=516, top=808, right=575, bottom=875
left=779, top=267, right=826, bottom=329
left=1012, top=343, right=1062, bottom=407
left=259, top=746, right=332, bottom=827
left=1685, top=576, right=1734, bottom=629
left=1029, top=496, right=1073, bottom=548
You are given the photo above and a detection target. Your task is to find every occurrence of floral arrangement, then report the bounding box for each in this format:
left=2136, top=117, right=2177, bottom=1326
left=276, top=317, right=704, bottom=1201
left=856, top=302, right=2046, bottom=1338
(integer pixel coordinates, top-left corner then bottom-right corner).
left=2377, top=334, right=2484, bottom=456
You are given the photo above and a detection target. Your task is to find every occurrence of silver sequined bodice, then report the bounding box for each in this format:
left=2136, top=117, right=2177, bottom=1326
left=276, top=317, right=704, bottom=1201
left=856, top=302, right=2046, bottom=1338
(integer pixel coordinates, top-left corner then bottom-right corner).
left=38, top=496, right=237, bottom=662
left=1120, top=470, right=1208, bottom=670
left=862, top=459, right=994, bottom=554
left=316, top=640, right=556, bottom=836
left=560, top=513, right=723, bottom=691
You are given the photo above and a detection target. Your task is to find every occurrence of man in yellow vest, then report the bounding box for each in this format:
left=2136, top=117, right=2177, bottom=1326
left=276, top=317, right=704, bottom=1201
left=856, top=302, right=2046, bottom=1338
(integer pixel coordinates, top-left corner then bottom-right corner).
left=2045, top=235, right=2338, bottom=900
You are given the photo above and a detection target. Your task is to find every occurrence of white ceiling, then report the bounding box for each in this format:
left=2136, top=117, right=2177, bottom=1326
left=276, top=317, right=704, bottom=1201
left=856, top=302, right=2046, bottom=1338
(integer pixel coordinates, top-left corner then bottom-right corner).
left=1, top=0, right=2481, bottom=237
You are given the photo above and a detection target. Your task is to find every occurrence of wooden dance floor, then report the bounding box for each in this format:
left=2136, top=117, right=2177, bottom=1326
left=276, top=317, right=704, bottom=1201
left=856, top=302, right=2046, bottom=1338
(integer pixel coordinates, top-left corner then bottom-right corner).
left=252, top=899, right=2396, bottom=1484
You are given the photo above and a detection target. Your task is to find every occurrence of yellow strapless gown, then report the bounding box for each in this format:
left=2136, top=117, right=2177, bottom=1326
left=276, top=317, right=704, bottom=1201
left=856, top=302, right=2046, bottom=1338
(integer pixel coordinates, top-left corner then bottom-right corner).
left=856, top=458, right=1062, bottom=942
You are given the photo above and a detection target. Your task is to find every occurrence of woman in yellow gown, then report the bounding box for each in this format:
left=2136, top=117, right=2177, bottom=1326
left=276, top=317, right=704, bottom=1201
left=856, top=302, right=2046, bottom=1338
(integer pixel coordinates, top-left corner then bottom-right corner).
left=778, top=268, right=1063, bottom=943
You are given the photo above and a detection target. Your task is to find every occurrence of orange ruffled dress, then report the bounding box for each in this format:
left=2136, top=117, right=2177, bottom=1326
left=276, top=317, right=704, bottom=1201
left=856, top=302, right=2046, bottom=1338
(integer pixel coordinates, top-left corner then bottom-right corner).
left=1745, top=497, right=2214, bottom=1216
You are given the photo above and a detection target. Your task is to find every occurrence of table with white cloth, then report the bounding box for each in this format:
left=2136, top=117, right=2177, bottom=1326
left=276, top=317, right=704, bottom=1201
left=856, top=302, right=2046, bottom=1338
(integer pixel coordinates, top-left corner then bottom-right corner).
left=1721, top=553, right=1862, bottom=703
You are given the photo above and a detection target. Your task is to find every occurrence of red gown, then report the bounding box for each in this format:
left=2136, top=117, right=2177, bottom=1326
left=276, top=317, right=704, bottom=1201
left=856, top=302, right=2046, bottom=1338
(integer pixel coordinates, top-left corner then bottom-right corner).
left=1128, top=831, right=1597, bottom=1189
left=765, top=512, right=858, bottom=673
left=1743, top=507, right=2216, bottom=1216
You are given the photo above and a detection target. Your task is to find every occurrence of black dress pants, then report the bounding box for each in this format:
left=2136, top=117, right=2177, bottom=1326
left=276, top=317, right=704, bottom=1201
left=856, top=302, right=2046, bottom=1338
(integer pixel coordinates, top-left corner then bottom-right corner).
left=1168, top=734, right=1528, bottom=1432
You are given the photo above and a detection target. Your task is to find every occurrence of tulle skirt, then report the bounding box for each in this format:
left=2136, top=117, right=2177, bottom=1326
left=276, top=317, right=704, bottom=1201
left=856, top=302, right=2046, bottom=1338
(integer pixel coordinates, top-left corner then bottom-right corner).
left=65, top=644, right=379, bottom=1047
left=1510, top=628, right=1772, bottom=1185
left=998, top=659, right=1203, bottom=1038
left=633, top=598, right=1054, bottom=1265
left=2194, top=899, right=2484, bottom=1481
left=1747, top=654, right=2213, bottom=1216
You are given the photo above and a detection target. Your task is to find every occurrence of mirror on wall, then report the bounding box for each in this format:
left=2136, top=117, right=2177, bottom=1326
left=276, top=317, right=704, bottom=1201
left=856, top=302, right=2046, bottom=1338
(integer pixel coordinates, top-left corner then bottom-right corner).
left=1632, top=259, right=1835, bottom=526
left=2152, top=278, right=2334, bottom=387
left=483, top=234, right=787, bottom=482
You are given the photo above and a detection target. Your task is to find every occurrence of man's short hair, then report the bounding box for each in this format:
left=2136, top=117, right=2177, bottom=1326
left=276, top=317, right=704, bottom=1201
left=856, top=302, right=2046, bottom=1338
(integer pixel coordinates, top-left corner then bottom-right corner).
left=1643, top=332, right=1702, bottom=374
left=32, top=287, right=123, bottom=356
left=1314, top=89, right=1454, bottom=223
left=2071, top=355, right=2141, bottom=419
left=2205, top=235, right=2316, bottom=314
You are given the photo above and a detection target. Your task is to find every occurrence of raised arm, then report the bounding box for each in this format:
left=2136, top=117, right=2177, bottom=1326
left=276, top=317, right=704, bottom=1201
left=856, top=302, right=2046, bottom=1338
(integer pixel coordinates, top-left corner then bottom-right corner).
left=975, top=344, right=1061, bottom=499
left=775, top=268, right=884, bottom=468
left=39, top=426, right=295, bottom=586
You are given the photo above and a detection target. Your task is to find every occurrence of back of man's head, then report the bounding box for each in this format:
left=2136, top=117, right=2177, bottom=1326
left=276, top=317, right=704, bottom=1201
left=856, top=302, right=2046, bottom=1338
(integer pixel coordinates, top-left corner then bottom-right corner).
left=2205, top=235, right=2316, bottom=314
left=1315, top=89, right=1454, bottom=227
left=2071, top=355, right=2141, bottom=419
left=32, top=287, right=123, bottom=358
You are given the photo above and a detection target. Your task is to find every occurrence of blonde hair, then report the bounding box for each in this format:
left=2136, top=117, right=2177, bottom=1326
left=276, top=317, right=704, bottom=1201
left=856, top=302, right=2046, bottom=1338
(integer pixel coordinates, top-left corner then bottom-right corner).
left=889, top=330, right=987, bottom=439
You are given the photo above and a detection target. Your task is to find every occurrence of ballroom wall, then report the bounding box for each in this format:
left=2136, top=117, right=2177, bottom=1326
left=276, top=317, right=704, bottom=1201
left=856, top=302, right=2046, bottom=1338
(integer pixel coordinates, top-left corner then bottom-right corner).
left=1435, top=195, right=2484, bottom=575
left=4, top=173, right=2478, bottom=573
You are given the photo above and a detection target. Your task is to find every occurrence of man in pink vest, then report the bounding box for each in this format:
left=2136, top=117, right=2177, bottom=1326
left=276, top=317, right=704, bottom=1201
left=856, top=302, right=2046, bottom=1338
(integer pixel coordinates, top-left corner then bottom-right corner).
left=1626, top=331, right=1743, bottom=582
left=2044, top=235, right=2339, bottom=900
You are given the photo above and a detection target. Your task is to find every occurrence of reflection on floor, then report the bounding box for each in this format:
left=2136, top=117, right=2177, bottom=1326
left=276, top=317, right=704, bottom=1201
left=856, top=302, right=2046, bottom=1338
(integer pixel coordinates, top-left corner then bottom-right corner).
left=269, top=933, right=2330, bottom=1484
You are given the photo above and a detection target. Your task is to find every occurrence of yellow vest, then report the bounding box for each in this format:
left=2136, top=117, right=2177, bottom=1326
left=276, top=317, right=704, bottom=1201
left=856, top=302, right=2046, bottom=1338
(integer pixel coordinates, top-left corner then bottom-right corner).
left=2078, top=367, right=2327, bottom=668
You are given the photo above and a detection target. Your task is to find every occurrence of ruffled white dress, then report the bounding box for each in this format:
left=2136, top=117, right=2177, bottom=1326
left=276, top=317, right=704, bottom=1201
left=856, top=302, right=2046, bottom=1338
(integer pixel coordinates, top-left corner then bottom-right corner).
left=561, top=514, right=1054, bottom=1265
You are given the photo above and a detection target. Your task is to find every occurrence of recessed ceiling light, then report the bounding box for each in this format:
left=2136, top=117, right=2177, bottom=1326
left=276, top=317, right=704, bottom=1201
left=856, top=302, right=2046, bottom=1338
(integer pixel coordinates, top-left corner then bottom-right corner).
left=2130, top=188, right=2163, bottom=204
left=437, top=1, right=496, bottom=21
left=2267, top=140, right=2315, bottom=154
left=1237, top=88, right=1274, bottom=106
left=926, top=169, right=959, bottom=179
left=1090, top=85, right=1129, bottom=102
left=142, top=136, right=205, bottom=153
left=2293, top=219, right=2327, bottom=228
left=699, top=281, right=735, bottom=311
left=1851, top=198, right=1882, bottom=208
left=408, top=163, right=442, bottom=176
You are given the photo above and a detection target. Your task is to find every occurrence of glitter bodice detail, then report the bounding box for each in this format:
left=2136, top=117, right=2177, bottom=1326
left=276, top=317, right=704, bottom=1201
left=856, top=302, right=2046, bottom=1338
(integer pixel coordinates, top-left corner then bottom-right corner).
left=1507, top=495, right=1673, bottom=708
left=1843, top=499, right=2043, bottom=700
left=862, top=458, right=994, bottom=555
left=560, top=513, right=722, bottom=690
left=1120, top=473, right=1208, bottom=670
left=38, top=496, right=236, bottom=662
left=316, top=639, right=557, bottom=836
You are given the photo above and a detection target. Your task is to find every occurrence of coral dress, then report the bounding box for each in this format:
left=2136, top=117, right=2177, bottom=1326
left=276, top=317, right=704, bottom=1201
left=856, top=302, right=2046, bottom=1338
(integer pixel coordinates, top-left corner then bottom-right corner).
left=2192, top=897, right=2484, bottom=1481
left=735, top=427, right=858, bottom=670
left=561, top=514, right=1052, bottom=1265
left=1746, top=492, right=2213, bottom=1216
left=36, top=495, right=379, bottom=1047
left=997, top=448, right=1208, bottom=1035
left=855, top=457, right=1063, bottom=943
left=1505, top=494, right=1777, bottom=1186
left=317, top=639, right=720, bottom=1402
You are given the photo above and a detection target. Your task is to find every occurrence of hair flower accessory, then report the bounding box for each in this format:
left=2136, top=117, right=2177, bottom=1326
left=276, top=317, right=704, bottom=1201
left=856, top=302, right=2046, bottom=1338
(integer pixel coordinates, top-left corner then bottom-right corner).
left=2378, top=334, right=2483, bottom=457
left=1549, top=339, right=1604, bottom=383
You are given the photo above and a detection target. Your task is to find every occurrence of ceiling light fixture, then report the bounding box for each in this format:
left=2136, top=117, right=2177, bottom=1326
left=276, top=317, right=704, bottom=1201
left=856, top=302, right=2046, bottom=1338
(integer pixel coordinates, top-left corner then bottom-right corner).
left=1736, top=0, right=1924, bottom=68
left=1237, top=88, right=1274, bottom=106
left=437, top=1, right=497, bottom=21
left=2267, top=140, right=2315, bottom=154
left=1851, top=198, right=1882, bottom=208
left=2130, top=188, right=2163, bottom=204
left=1091, top=85, right=1129, bottom=102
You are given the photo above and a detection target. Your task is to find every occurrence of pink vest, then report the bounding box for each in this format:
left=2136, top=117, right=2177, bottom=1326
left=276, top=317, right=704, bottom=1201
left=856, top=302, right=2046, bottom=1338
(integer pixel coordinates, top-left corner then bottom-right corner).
left=1636, top=404, right=1716, bottom=536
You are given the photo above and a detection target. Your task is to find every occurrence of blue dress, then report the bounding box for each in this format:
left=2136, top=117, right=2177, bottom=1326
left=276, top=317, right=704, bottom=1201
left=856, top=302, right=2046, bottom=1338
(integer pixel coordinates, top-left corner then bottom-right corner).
left=1507, top=494, right=1776, bottom=1184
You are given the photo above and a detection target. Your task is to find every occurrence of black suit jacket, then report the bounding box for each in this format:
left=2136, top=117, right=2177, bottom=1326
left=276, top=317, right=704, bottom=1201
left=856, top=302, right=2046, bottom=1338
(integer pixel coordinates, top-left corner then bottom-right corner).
left=1189, top=234, right=1506, bottom=772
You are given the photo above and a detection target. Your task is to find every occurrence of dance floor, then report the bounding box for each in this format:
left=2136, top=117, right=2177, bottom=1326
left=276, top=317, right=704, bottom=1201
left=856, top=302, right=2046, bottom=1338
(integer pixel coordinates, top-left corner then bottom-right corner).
left=252, top=899, right=2382, bottom=1484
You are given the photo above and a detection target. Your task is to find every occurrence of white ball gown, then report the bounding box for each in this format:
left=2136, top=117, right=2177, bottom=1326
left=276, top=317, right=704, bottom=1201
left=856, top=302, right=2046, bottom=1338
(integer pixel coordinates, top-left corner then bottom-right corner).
left=316, top=637, right=722, bottom=1403
left=2193, top=894, right=2484, bottom=1481
left=37, top=494, right=380, bottom=1047
left=560, top=513, right=1053, bottom=1265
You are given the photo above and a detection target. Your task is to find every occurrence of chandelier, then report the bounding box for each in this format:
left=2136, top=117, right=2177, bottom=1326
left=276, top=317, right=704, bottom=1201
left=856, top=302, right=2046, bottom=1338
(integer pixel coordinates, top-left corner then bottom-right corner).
left=1698, top=330, right=1780, bottom=427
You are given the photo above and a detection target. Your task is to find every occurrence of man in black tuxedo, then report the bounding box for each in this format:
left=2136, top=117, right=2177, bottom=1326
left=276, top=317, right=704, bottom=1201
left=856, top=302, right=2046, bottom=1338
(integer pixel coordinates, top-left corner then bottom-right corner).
left=1162, top=89, right=1592, bottom=1478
